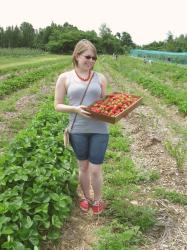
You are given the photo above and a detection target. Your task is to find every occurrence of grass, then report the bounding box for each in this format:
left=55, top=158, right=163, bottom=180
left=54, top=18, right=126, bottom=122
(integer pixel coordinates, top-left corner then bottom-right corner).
left=164, top=140, right=186, bottom=172
left=154, top=188, right=187, bottom=205
left=104, top=185, right=140, bottom=201
left=0, top=47, right=47, bottom=56
left=109, top=136, right=130, bottom=152
left=105, top=158, right=159, bottom=186
left=0, top=55, right=61, bottom=69
left=107, top=199, right=156, bottom=232
left=93, top=220, right=144, bottom=250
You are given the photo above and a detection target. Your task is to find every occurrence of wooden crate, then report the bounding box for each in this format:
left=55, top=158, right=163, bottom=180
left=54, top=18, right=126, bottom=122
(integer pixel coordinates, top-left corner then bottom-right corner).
left=85, top=92, right=143, bottom=124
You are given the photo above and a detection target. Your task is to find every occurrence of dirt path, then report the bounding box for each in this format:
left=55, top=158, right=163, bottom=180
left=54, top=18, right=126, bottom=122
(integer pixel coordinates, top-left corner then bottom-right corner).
left=121, top=107, right=187, bottom=250
left=57, top=206, right=104, bottom=250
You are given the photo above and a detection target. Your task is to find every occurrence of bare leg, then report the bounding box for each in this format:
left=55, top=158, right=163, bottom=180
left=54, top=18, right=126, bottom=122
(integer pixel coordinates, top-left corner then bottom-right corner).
left=90, top=162, right=103, bottom=201
left=78, top=160, right=91, bottom=199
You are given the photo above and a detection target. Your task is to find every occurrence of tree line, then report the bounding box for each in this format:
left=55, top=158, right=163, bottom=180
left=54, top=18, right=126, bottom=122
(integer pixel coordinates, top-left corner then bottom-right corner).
left=142, top=32, right=187, bottom=52
left=0, top=22, right=186, bottom=54
left=0, top=22, right=135, bottom=54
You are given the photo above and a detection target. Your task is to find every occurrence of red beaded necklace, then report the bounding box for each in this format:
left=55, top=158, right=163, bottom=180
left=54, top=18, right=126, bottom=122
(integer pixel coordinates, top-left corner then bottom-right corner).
left=75, top=69, right=91, bottom=81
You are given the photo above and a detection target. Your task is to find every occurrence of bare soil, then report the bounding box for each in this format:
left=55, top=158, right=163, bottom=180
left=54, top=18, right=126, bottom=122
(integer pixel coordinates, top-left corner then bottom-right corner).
left=122, top=107, right=187, bottom=250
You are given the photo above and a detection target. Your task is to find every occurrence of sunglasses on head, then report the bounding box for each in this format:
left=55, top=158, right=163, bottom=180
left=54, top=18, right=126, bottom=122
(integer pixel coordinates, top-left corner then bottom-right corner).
left=83, top=55, right=97, bottom=61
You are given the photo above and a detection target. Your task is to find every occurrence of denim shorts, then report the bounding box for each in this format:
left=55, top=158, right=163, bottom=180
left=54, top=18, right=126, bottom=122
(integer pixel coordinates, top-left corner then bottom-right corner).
left=69, top=133, right=109, bottom=164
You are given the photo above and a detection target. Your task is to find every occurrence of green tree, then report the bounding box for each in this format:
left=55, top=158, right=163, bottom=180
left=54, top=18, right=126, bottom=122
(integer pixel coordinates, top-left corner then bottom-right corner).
left=12, top=26, right=22, bottom=47
left=99, top=23, right=122, bottom=54
left=4, top=26, right=13, bottom=47
left=20, top=22, right=35, bottom=47
left=166, top=31, right=174, bottom=42
left=99, top=23, right=112, bottom=38
left=120, top=32, right=134, bottom=47
left=0, top=27, right=4, bottom=47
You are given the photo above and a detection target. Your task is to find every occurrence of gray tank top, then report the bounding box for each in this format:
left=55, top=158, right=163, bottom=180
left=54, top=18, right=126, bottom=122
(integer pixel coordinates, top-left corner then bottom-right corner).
left=66, top=70, right=108, bottom=134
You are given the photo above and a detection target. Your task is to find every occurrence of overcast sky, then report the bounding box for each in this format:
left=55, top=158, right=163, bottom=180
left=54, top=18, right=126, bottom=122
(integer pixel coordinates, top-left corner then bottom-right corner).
left=1, top=0, right=187, bottom=45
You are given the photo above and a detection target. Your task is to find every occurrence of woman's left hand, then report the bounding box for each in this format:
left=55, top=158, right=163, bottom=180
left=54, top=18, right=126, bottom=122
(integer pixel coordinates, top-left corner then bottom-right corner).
left=75, top=105, right=91, bottom=118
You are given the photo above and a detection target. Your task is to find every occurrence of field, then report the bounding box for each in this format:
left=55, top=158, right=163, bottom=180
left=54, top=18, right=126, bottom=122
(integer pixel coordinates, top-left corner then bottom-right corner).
left=0, top=49, right=186, bottom=250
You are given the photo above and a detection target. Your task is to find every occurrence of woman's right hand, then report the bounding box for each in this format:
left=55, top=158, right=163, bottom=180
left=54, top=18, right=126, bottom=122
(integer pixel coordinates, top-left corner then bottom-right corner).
left=74, top=105, right=91, bottom=118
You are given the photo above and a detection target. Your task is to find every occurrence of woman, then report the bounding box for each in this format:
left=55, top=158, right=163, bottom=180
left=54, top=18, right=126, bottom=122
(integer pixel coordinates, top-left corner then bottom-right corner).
left=54, top=39, right=109, bottom=215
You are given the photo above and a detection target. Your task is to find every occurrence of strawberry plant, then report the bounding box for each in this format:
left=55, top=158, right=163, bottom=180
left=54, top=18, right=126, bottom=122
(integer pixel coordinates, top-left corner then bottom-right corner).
left=0, top=99, right=78, bottom=249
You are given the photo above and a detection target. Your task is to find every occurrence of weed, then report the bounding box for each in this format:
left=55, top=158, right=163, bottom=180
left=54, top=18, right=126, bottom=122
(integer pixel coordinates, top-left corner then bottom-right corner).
left=154, top=187, right=187, bottom=205
left=103, top=185, right=140, bottom=201
left=104, top=157, right=159, bottom=186
left=0, top=115, right=5, bottom=122
left=164, top=140, right=186, bottom=172
left=109, top=137, right=130, bottom=152
left=109, top=124, right=123, bottom=137
left=92, top=220, right=144, bottom=250
left=107, top=199, right=156, bottom=232
left=105, top=150, right=123, bottom=160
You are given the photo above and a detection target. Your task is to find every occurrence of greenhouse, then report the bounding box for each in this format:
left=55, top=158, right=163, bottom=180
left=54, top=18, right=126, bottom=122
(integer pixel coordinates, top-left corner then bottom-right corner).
left=130, top=49, right=187, bottom=64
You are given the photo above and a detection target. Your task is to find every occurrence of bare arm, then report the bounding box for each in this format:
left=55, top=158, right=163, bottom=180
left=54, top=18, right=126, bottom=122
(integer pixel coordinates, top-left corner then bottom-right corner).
left=54, top=73, right=75, bottom=112
left=54, top=73, right=90, bottom=117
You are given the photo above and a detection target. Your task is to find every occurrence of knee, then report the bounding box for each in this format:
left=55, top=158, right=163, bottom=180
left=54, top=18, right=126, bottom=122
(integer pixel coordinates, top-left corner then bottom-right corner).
left=79, top=164, right=89, bottom=173
left=91, top=167, right=101, bottom=177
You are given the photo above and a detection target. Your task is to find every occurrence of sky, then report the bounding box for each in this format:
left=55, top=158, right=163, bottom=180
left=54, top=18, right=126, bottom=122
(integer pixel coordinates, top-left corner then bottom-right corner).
left=1, top=0, right=187, bottom=45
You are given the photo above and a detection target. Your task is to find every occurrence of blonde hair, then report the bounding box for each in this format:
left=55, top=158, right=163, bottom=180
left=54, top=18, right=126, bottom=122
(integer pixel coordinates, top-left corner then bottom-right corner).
left=72, top=39, right=97, bottom=67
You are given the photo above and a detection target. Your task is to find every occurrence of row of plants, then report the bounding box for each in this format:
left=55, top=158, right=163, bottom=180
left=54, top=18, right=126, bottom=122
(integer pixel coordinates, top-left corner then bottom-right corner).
left=0, top=48, right=47, bottom=57
left=0, top=56, right=65, bottom=76
left=103, top=56, right=187, bottom=114
left=0, top=98, right=78, bottom=249
left=106, top=55, right=187, bottom=86
left=132, top=57, right=187, bottom=86
left=0, top=58, right=71, bottom=98
left=146, top=63, right=187, bottom=85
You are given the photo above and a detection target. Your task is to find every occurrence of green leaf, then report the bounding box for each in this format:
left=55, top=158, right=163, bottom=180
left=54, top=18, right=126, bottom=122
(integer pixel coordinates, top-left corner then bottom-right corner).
left=1, top=226, right=14, bottom=235
left=25, top=216, right=33, bottom=229
left=0, top=203, right=8, bottom=214
left=28, top=229, right=40, bottom=246
left=50, top=193, right=60, bottom=201
left=34, top=203, right=49, bottom=214
left=1, top=223, right=18, bottom=235
left=2, top=241, right=25, bottom=250
left=47, top=229, right=61, bottom=240
left=0, top=216, right=11, bottom=229
left=52, top=215, right=62, bottom=228
left=13, top=242, right=25, bottom=250
left=14, top=173, right=28, bottom=181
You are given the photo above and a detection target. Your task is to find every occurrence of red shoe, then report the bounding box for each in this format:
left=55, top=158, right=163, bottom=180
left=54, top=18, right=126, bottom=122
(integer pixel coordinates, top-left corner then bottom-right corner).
left=92, top=200, right=105, bottom=215
left=79, top=198, right=91, bottom=212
